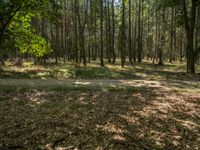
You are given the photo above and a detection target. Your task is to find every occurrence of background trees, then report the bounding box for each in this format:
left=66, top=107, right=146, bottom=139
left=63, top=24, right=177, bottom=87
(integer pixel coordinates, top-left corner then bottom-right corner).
left=0, top=0, right=199, bottom=73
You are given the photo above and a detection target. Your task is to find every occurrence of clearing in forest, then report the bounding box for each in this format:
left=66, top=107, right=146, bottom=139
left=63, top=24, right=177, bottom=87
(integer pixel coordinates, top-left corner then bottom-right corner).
left=0, top=63, right=200, bottom=149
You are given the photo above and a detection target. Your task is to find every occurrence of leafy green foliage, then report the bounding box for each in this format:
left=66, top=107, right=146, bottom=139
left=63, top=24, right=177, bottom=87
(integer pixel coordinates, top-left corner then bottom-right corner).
left=8, top=13, right=52, bottom=58
left=0, top=0, right=60, bottom=58
left=18, top=34, right=52, bottom=58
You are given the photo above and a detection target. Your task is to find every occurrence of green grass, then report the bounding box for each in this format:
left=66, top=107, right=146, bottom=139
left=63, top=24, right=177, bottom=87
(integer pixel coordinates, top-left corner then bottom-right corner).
left=0, top=61, right=200, bottom=80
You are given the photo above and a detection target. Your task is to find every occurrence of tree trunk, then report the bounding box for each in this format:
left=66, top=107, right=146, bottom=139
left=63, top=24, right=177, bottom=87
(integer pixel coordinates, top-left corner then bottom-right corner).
left=128, top=0, right=133, bottom=64
left=187, top=47, right=195, bottom=73
left=111, top=0, right=116, bottom=64
left=137, top=0, right=142, bottom=63
left=182, top=0, right=198, bottom=73
left=100, top=0, right=104, bottom=67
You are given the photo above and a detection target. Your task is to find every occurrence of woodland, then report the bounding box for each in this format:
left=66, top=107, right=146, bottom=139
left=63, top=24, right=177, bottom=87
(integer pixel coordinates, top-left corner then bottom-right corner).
left=0, top=0, right=200, bottom=150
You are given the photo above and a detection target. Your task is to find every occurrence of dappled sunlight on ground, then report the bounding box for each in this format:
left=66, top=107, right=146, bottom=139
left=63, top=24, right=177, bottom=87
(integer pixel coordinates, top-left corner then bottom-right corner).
left=0, top=87, right=200, bottom=149
left=1, top=61, right=200, bottom=80
left=1, top=78, right=200, bottom=94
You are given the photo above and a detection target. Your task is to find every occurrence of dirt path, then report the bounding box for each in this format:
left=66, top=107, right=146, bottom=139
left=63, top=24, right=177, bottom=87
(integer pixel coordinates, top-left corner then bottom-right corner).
left=0, top=78, right=199, bottom=91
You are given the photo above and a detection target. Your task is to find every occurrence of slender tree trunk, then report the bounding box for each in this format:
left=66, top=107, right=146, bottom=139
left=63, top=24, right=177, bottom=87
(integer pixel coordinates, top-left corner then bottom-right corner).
left=138, top=0, right=142, bottom=63
left=170, top=6, right=174, bottom=63
left=121, top=0, right=126, bottom=68
left=128, top=0, right=133, bottom=64
left=111, top=0, right=116, bottom=64
left=133, top=6, right=137, bottom=63
left=100, top=0, right=104, bottom=67
left=55, top=24, right=59, bottom=64
left=107, top=0, right=112, bottom=63
left=74, top=0, right=79, bottom=62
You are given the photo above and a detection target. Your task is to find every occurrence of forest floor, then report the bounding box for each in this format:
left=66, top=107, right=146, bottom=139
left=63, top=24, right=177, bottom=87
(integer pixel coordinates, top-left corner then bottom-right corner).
left=0, top=78, right=200, bottom=92
left=0, top=61, right=200, bottom=150
left=0, top=61, right=200, bottom=80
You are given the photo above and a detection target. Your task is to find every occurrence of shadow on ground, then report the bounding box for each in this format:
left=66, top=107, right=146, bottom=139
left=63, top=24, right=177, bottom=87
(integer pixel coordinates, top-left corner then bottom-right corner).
left=1, top=63, right=200, bottom=81
left=0, top=85, right=200, bottom=150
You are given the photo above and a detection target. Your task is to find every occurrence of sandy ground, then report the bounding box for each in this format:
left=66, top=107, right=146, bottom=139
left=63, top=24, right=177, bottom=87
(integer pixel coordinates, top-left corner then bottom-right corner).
left=0, top=79, right=199, bottom=92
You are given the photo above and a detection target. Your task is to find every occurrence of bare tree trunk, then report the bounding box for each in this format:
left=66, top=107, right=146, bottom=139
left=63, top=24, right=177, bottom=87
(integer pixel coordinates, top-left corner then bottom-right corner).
left=128, top=0, right=133, bottom=64
left=100, top=0, right=104, bottom=67
left=137, top=0, right=142, bottom=63
left=111, top=0, right=116, bottom=64
left=182, top=0, right=198, bottom=73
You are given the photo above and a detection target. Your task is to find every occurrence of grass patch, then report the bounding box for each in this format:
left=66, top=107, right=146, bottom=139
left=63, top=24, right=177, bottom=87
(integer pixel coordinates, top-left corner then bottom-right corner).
left=1, top=61, right=200, bottom=80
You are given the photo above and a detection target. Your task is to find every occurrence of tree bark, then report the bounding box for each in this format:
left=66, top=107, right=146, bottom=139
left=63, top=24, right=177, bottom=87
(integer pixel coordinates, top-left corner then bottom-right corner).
left=100, top=0, right=104, bottom=67
left=128, top=0, right=133, bottom=64
left=182, top=0, right=198, bottom=73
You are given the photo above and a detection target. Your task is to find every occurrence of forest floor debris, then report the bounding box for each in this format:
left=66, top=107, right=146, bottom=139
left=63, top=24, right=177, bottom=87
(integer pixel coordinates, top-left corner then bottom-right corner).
left=1, top=62, right=200, bottom=149
left=0, top=86, right=200, bottom=150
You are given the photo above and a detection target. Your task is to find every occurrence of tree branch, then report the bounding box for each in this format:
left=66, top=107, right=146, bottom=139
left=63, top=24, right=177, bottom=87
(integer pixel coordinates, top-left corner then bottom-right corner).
left=0, top=0, right=24, bottom=49
left=0, top=1, right=23, bottom=36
